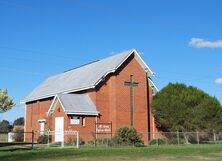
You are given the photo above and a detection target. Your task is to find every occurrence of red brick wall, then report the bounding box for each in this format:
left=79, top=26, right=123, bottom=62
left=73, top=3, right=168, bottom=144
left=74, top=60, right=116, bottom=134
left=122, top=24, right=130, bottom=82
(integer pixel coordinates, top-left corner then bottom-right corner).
left=94, top=54, right=153, bottom=142
left=148, top=87, right=159, bottom=139
left=116, top=55, right=149, bottom=133
left=24, top=98, right=53, bottom=142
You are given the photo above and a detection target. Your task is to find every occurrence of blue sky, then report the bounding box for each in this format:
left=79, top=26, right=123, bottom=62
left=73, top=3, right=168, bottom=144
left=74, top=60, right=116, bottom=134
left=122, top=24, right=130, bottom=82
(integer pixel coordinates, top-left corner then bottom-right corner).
left=0, top=0, right=222, bottom=122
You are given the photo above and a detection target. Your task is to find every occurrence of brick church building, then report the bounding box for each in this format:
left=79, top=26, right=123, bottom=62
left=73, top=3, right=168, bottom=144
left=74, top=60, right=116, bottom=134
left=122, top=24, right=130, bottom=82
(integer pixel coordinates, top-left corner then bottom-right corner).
left=24, top=49, right=158, bottom=143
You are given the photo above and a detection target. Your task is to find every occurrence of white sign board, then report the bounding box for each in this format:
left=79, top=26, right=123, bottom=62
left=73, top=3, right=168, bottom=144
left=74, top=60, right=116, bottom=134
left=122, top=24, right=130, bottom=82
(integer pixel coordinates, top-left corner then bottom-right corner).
left=70, top=116, right=80, bottom=125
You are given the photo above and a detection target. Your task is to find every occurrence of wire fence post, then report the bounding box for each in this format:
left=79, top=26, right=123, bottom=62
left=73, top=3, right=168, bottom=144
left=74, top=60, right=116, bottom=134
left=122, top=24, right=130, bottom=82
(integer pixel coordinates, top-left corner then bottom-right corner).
left=61, top=131, right=64, bottom=148
left=31, top=130, right=34, bottom=150
left=94, top=132, right=97, bottom=148
left=213, top=131, right=216, bottom=144
left=94, top=121, right=97, bottom=148
left=177, top=131, right=179, bottom=145
left=196, top=131, right=199, bottom=144
left=47, top=130, right=50, bottom=148
left=147, top=132, right=150, bottom=146
left=76, top=131, right=79, bottom=149
left=156, top=132, right=159, bottom=146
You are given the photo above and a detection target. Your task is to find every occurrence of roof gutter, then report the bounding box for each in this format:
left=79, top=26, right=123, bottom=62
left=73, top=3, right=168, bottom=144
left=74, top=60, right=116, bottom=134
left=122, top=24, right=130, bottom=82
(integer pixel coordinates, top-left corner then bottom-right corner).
left=24, top=85, right=95, bottom=103
left=66, top=111, right=99, bottom=116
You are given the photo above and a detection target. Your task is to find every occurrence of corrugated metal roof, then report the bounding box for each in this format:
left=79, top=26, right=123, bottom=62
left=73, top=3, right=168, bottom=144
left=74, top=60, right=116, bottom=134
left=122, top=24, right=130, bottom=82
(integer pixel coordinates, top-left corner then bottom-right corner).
left=58, top=94, right=98, bottom=115
left=25, top=49, right=154, bottom=102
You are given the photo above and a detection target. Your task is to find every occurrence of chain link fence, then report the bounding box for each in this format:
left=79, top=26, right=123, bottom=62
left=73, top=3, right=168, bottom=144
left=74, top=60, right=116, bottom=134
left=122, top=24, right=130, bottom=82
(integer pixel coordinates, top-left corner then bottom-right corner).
left=143, top=132, right=221, bottom=145
left=0, top=131, right=34, bottom=150
left=1, top=131, right=222, bottom=150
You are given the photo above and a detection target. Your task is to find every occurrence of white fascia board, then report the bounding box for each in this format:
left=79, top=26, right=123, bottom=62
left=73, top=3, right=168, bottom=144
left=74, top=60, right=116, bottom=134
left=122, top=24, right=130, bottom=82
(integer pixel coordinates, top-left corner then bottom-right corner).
left=57, top=95, right=67, bottom=113
left=148, top=78, right=159, bottom=92
left=94, top=70, right=115, bottom=86
left=47, top=94, right=67, bottom=116
left=133, top=49, right=154, bottom=76
left=25, top=94, right=55, bottom=103
left=66, top=111, right=99, bottom=116
left=25, top=85, right=95, bottom=103
left=47, top=96, right=58, bottom=116
left=114, top=49, right=135, bottom=71
left=94, top=50, right=134, bottom=86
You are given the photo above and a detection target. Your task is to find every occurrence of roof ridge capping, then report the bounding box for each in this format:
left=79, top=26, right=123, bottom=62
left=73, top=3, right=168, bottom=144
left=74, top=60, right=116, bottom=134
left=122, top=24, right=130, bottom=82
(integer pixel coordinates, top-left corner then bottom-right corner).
left=63, top=60, right=100, bottom=73
left=63, top=49, right=134, bottom=74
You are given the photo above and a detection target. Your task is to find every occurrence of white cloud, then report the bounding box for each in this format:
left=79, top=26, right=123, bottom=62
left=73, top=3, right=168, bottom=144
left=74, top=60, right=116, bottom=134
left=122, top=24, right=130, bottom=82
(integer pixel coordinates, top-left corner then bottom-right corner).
left=189, top=38, right=222, bottom=48
left=215, top=78, right=222, bottom=84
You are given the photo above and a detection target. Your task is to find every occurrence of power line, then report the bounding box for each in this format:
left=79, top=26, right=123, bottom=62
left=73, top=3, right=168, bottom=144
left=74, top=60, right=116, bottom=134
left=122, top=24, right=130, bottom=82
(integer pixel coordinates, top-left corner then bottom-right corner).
left=0, top=53, right=79, bottom=67
left=0, top=46, right=81, bottom=60
left=0, top=47, right=220, bottom=84
left=0, top=67, right=48, bottom=76
left=0, top=46, right=94, bottom=69
left=0, top=0, right=32, bottom=10
left=156, top=70, right=218, bottom=78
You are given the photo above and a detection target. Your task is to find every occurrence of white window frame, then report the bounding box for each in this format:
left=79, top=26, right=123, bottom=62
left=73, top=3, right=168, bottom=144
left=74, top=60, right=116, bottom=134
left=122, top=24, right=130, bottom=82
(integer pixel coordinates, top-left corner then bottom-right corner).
left=82, top=116, right=86, bottom=127
left=38, top=119, right=46, bottom=135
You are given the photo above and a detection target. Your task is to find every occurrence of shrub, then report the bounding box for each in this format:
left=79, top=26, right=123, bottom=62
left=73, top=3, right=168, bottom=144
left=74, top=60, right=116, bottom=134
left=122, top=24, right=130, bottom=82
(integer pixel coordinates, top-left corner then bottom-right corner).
left=95, top=138, right=103, bottom=145
left=12, top=126, right=24, bottom=142
left=66, top=138, right=85, bottom=145
left=88, top=140, right=95, bottom=145
left=113, top=126, right=144, bottom=147
left=167, top=138, right=185, bottom=145
left=37, top=135, right=51, bottom=144
left=149, top=139, right=167, bottom=145
left=13, top=132, right=24, bottom=142
left=87, top=138, right=114, bottom=146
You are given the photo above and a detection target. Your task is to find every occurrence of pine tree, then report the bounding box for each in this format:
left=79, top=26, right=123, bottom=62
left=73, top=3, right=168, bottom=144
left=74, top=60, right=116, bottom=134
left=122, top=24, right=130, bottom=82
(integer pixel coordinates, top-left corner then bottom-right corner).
left=152, top=83, right=222, bottom=133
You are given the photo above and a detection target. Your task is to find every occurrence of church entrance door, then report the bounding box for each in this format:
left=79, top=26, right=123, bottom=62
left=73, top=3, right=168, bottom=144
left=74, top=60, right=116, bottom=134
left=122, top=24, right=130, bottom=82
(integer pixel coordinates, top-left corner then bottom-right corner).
left=55, top=117, right=64, bottom=142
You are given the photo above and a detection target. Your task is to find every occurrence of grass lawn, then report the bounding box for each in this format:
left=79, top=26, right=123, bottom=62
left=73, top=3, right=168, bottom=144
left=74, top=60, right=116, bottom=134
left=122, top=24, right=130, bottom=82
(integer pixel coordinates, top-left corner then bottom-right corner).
left=1, top=144, right=222, bottom=161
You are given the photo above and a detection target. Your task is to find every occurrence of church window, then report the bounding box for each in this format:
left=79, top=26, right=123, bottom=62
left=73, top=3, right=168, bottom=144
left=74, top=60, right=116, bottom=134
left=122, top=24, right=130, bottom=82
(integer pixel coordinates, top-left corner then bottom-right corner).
left=82, top=116, right=86, bottom=127
left=38, top=120, right=46, bottom=135
left=39, top=122, right=44, bottom=135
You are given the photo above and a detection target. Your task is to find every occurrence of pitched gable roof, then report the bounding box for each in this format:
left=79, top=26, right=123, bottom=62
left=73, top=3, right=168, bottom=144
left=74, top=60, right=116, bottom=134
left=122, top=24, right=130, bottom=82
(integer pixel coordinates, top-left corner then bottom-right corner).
left=47, top=94, right=98, bottom=116
left=25, top=49, right=155, bottom=102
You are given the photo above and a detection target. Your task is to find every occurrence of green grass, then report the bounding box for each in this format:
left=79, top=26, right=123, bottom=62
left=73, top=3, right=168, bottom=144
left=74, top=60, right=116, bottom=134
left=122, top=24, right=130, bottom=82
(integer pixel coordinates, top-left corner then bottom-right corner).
left=1, top=144, right=222, bottom=161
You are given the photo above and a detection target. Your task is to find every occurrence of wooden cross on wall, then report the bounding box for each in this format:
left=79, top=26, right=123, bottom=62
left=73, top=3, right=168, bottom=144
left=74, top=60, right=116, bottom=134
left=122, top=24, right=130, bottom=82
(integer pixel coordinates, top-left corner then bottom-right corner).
left=124, top=75, right=139, bottom=128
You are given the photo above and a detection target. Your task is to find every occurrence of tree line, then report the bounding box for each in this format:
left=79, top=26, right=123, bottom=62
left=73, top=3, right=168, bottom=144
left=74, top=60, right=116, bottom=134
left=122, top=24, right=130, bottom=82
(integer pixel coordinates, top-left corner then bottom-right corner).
left=0, top=117, right=24, bottom=132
